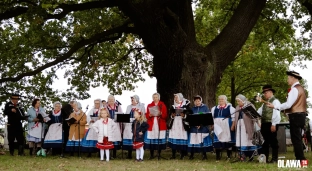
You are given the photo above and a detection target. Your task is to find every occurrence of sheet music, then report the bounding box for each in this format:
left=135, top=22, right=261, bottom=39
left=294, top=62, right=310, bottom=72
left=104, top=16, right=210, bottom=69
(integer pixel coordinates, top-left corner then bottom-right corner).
left=175, top=109, right=183, bottom=116
left=149, top=106, right=160, bottom=116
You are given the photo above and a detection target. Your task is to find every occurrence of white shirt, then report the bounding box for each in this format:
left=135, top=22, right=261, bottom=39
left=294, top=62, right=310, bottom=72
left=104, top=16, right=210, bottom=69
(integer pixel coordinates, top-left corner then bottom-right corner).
left=257, top=97, right=281, bottom=126
left=277, top=82, right=299, bottom=111
left=309, top=118, right=312, bottom=132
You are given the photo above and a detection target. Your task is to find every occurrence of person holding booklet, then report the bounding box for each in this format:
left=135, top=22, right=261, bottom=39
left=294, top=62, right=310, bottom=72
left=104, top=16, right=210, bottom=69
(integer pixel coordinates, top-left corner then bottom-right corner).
left=211, top=95, right=236, bottom=161
left=81, top=99, right=102, bottom=157
left=106, top=95, right=123, bottom=159
left=27, top=99, right=50, bottom=156
left=168, top=93, right=190, bottom=160
left=92, top=108, right=121, bottom=162
left=65, top=101, right=87, bottom=156
left=145, top=93, right=168, bottom=159
left=187, top=95, right=213, bottom=160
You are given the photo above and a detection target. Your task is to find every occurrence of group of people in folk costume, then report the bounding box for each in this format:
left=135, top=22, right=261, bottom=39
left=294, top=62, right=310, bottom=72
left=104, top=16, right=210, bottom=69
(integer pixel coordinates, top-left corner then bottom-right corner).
left=4, top=70, right=308, bottom=163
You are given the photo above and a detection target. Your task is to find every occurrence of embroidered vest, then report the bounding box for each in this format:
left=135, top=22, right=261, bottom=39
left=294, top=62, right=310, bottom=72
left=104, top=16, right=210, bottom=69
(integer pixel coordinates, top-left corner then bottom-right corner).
left=261, top=97, right=276, bottom=123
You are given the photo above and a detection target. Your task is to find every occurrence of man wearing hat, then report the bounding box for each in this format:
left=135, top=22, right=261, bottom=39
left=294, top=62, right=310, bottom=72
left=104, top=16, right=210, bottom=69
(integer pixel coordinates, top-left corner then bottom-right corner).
left=3, top=93, right=26, bottom=156
left=257, top=85, right=281, bottom=163
left=267, top=71, right=307, bottom=160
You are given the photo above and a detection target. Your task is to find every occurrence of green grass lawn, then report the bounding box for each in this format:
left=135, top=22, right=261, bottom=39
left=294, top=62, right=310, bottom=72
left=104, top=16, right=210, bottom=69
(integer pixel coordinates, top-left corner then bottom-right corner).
left=0, top=147, right=311, bottom=171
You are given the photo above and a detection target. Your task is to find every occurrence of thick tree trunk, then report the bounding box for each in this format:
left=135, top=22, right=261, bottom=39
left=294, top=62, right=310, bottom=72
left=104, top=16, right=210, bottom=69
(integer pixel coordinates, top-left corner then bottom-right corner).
left=117, top=0, right=266, bottom=109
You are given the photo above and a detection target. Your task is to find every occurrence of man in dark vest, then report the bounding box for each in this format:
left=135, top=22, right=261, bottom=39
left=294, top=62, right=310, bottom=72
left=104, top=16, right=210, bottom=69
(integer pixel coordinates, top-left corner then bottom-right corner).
left=257, top=85, right=281, bottom=163
left=267, top=71, right=307, bottom=160
left=3, top=93, right=26, bottom=156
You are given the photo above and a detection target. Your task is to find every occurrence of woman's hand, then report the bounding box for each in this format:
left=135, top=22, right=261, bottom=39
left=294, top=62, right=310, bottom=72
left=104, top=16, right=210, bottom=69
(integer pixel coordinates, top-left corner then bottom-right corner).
left=33, top=118, right=39, bottom=122
left=139, top=131, right=143, bottom=135
left=231, top=124, right=235, bottom=131
left=181, top=113, right=185, bottom=118
left=171, top=113, right=176, bottom=118
left=90, top=120, right=95, bottom=123
left=197, top=126, right=200, bottom=129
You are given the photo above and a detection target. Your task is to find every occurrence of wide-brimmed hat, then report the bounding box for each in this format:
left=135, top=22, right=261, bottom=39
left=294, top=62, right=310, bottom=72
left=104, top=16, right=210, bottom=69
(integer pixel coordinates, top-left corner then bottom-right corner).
left=286, top=70, right=302, bottom=80
left=262, top=85, right=276, bottom=94
left=10, top=93, right=21, bottom=100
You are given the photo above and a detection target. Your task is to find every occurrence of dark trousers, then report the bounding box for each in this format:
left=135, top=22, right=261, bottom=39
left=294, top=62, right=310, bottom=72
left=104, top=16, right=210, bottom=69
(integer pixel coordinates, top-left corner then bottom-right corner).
left=288, top=113, right=306, bottom=160
left=260, top=122, right=278, bottom=161
left=7, top=124, right=24, bottom=154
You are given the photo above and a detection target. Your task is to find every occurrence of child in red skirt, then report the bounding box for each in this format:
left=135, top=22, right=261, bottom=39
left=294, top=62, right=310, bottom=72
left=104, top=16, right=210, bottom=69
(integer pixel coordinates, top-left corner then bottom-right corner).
left=132, top=109, right=149, bottom=162
left=93, top=108, right=121, bottom=161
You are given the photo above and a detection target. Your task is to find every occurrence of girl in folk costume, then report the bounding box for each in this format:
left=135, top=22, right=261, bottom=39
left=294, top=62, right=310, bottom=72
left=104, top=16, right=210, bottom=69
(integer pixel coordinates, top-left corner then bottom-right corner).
left=92, top=108, right=121, bottom=161
left=81, top=99, right=102, bottom=157
left=211, top=95, right=236, bottom=161
left=132, top=109, right=149, bottom=162
left=234, top=94, right=260, bottom=161
left=65, top=101, right=87, bottom=155
left=145, top=93, right=168, bottom=159
left=27, top=99, right=50, bottom=156
left=43, top=102, right=63, bottom=155
left=123, top=95, right=145, bottom=159
left=188, top=95, right=213, bottom=160
left=106, top=95, right=122, bottom=159
left=168, top=93, right=190, bottom=159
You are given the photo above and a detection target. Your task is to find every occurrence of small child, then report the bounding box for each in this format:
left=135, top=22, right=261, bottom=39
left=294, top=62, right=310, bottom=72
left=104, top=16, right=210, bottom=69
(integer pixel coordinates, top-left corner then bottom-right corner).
left=92, top=108, right=116, bottom=161
left=132, top=109, right=149, bottom=162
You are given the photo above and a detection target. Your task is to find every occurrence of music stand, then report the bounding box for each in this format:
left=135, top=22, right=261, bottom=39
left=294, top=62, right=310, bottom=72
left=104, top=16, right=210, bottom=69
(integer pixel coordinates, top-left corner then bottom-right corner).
left=237, top=105, right=261, bottom=162
left=116, top=114, right=130, bottom=159
left=188, top=113, right=214, bottom=158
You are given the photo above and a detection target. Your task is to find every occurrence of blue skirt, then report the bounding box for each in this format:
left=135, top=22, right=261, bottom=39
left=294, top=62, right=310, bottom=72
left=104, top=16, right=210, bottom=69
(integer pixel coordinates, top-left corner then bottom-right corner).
left=43, top=140, right=62, bottom=149
left=168, top=138, right=188, bottom=151
left=65, top=140, right=81, bottom=152
left=144, top=131, right=166, bottom=150
left=81, top=130, right=98, bottom=153
left=187, top=126, right=213, bottom=153
left=27, top=134, right=41, bottom=143
left=122, top=139, right=133, bottom=150
left=238, top=145, right=261, bottom=152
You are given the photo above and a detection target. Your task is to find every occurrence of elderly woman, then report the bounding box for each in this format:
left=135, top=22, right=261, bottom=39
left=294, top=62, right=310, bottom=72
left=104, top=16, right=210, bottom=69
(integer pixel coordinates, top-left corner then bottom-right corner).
left=145, top=93, right=168, bottom=159
left=123, top=95, right=145, bottom=159
left=234, top=94, right=259, bottom=161
left=27, top=99, right=50, bottom=156
left=106, top=95, right=123, bottom=159
left=187, top=95, right=213, bottom=160
left=43, top=101, right=63, bottom=155
left=65, top=101, right=87, bottom=156
left=168, top=93, right=190, bottom=160
left=211, top=95, right=236, bottom=161
left=81, top=99, right=102, bottom=157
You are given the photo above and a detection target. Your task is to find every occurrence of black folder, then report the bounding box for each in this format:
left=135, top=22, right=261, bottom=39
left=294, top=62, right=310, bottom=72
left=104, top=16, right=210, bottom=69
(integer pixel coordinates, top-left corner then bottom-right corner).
left=116, top=114, right=131, bottom=123
left=188, top=113, right=214, bottom=126
left=65, top=117, right=77, bottom=124
left=241, top=105, right=261, bottom=119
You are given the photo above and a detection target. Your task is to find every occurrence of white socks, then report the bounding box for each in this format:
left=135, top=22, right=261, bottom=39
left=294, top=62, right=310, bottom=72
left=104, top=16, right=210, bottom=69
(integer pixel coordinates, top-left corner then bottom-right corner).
left=136, top=147, right=144, bottom=160
left=100, top=149, right=110, bottom=161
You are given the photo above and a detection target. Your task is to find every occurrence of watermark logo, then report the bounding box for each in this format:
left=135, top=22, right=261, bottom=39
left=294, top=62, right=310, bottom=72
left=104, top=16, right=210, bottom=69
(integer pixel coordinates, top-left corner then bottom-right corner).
left=277, top=160, right=308, bottom=168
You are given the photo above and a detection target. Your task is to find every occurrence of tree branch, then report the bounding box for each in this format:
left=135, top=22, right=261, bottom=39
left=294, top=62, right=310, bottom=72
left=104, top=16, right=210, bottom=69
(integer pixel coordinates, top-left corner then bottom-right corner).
left=0, top=21, right=133, bottom=83
left=298, top=0, right=312, bottom=16
left=205, top=0, right=266, bottom=71
left=0, top=0, right=117, bottom=22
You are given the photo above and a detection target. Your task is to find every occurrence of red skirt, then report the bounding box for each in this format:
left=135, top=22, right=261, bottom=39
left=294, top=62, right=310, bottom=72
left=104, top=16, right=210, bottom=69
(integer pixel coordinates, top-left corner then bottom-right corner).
left=96, top=137, right=114, bottom=149
left=133, top=141, right=144, bottom=149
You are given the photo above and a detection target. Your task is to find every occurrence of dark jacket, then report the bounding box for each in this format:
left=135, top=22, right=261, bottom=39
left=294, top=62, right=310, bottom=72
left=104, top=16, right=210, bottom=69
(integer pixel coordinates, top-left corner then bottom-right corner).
left=132, top=120, right=149, bottom=142
left=167, top=102, right=191, bottom=131
left=3, top=101, right=25, bottom=126
left=61, top=104, right=73, bottom=130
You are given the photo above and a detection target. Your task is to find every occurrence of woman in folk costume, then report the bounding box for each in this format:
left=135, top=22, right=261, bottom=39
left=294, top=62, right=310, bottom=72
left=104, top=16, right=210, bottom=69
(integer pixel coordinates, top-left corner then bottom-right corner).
left=93, top=108, right=121, bottom=161
left=106, top=95, right=122, bottom=159
left=81, top=99, right=102, bottom=157
left=188, top=95, right=213, bottom=160
left=144, top=93, right=168, bottom=159
left=65, top=101, right=87, bottom=156
left=123, top=95, right=145, bottom=159
left=168, top=93, right=190, bottom=159
left=234, top=94, right=260, bottom=161
left=211, top=95, right=236, bottom=161
left=43, top=101, right=64, bottom=155
left=27, top=99, right=50, bottom=156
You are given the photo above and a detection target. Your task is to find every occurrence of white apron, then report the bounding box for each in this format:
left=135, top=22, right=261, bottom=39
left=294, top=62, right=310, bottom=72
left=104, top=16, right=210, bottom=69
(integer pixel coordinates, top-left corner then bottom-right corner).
left=169, top=116, right=187, bottom=140
left=190, top=133, right=209, bottom=144
left=214, top=118, right=231, bottom=142
left=123, top=118, right=135, bottom=139
left=236, top=119, right=254, bottom=147
left=147, top=117, right=166, bottom=139
left=44, top=123, right=62, bottom=141
left=28, top=122, right=44, bottom=138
